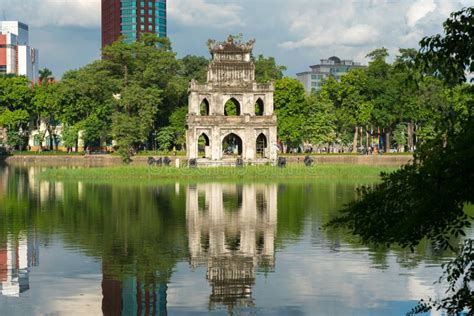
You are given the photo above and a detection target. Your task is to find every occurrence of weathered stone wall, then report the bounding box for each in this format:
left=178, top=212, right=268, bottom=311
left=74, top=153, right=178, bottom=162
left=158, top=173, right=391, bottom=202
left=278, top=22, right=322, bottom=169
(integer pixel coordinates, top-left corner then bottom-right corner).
left=1, top=154, right=412, bottom=167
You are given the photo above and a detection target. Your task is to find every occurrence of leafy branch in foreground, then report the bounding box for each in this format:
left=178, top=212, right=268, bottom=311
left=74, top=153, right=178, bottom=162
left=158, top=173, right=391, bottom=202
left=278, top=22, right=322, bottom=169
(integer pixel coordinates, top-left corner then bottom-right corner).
left=328, top=6, right=474, bottom=315
left=407, top=239, right=474, bottom=315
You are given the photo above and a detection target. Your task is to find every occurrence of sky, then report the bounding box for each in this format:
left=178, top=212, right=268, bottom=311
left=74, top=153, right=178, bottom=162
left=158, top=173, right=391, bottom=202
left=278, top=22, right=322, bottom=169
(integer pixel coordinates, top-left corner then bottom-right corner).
left=2, top=0, right=472, bottom=78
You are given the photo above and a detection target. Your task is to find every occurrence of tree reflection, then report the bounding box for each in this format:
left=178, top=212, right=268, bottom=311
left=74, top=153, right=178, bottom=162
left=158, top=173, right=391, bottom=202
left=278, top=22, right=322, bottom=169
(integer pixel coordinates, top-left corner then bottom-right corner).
left=0, top=165, right=461, bottom=313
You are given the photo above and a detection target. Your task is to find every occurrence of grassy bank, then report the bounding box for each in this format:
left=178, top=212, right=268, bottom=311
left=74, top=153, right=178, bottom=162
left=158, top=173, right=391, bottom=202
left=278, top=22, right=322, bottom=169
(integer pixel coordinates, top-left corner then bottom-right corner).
left=39, top=164, right=398, bottom=181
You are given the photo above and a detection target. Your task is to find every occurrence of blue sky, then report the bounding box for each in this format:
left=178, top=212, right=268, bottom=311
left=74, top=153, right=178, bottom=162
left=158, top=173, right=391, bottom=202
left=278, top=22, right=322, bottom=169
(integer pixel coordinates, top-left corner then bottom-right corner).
left=3, top=0, right=472, bottom=78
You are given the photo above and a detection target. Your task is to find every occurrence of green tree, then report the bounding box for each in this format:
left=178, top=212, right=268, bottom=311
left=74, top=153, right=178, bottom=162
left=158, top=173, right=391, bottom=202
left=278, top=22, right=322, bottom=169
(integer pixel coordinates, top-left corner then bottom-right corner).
left=418, top=7, right=474, bottom=85
left=61, top=125, right=78, bottom=152
left=168, top=106, right=187, bottom=149
left=304, top=93, right=337, bottom=149
left=155, top=126, right=175, bottom=152
left=32, top=83, right=60, bottom=150
left=111, top=84, right=161, bottom=161
left=0, top=76, right=33, bottom=150
left=38, top=68, right=53, bottom=83
left=79, top=115, right=107, bottom=149
left=179, top=55, right=209, bottom=83
left=365, top=48, right=397, bottom=152
left=102, top=34, right=181, bottom=130
left=392, top=123, right=407, bottom=151
left=56, top=61, right=117, bottom=138
left=328, top=7, right=474, bottom=314
left=253, top=55, right=286, bottom=83
left=274, top=78, right=307, bottom=152
left=323, top=69, right=373, bottom=153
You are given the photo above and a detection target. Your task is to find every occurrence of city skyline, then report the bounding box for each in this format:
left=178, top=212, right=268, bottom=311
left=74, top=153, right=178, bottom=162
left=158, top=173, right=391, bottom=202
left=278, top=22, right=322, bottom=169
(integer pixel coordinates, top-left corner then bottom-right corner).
left=0, top=0, right=470, bottom=78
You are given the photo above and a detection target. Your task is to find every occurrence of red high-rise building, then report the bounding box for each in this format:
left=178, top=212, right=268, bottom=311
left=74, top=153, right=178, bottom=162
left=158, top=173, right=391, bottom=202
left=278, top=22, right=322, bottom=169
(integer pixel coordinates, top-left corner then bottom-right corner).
left=101, top=0, right=167, bottom=49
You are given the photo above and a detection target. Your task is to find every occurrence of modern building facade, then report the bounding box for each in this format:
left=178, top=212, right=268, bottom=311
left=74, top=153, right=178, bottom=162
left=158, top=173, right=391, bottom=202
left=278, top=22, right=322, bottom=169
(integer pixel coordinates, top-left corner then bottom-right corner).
left=0, top=21, right=39, bottom=82
left=297, top=56, right=365, bottom=93
left=101, top=0, right=167, bottom=48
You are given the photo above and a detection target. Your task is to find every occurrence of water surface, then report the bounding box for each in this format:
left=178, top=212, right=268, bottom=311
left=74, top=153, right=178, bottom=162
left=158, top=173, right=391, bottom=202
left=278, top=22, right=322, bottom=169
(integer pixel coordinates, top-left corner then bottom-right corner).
left=0, top=165, right=453, bottom=315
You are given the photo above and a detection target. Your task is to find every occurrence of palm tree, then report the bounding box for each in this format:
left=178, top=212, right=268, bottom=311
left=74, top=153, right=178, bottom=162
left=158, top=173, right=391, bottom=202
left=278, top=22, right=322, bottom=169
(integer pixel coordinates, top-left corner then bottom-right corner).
left=39, top=68, right=53, bottom=84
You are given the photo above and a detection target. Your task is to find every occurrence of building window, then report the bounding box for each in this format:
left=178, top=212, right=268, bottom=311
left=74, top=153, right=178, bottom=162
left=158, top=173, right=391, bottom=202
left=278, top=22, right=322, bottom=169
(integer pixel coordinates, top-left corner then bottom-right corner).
left=121, top=17, right=136, bottom=23
left=121, top=8, right=136, bottom=15
left=121, top=1, right=135, bottom=8
left=140, top=24, right=145, bottom=31
left=122, top=24, right=136, bottom=31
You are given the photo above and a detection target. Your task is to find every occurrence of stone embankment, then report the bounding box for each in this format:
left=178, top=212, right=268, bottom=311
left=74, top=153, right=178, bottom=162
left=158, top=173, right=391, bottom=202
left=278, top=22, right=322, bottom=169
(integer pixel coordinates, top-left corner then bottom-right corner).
left=1, top=154, right=412, bottom=167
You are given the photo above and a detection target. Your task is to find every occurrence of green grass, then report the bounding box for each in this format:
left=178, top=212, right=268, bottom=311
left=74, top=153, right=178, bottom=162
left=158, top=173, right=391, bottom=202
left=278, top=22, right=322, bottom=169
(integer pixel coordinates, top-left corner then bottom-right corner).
left=39, top=164, right=398, bottom=182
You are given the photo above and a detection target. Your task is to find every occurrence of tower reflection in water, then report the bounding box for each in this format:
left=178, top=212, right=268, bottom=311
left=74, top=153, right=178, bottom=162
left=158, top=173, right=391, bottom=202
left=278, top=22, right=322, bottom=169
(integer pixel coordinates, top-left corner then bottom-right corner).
left=0, top=232, right=39, bottom=297
left=187, top=183, right=277, bottom=312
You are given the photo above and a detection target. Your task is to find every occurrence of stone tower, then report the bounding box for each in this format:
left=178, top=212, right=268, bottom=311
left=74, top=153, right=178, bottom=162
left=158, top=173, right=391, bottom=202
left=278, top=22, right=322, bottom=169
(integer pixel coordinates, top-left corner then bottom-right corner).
left=186, top=36, right=278, bottom=164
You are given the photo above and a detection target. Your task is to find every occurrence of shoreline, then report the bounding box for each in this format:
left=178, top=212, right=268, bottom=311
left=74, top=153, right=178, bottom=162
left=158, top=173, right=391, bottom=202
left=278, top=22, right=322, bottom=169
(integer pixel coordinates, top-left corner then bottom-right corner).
left=1, top=154, right=412, bottom=167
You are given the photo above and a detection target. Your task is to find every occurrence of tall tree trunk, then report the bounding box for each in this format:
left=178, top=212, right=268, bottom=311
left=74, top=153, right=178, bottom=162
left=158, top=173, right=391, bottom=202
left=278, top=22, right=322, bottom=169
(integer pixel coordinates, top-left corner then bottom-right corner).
left=385, top=129, right=391, bottom=153
left=352, top=126, right=358, bottom=153
left=370, top=126, right=374, bottom=152
left=407, top=121, right=414, bottom=152
left=48, top=127, right=53, bottom=151
left=365, top=126, right=369, bottom=153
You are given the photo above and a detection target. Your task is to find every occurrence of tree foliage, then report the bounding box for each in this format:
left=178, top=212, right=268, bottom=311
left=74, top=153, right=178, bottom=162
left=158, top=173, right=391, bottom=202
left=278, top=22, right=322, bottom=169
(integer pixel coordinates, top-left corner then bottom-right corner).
left=304, top=93, right=336, bottom=147
left=418, top=7, right=474, bottom=85
left=327, top=7, right=474, bottom=314
left=274, top=78, right=307, bottom=150
left=253, top=55, right=287, bottom=83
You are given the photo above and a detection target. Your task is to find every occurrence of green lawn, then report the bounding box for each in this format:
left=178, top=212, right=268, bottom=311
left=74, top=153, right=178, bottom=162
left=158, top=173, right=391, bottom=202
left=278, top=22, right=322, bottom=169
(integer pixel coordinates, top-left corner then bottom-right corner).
left=39, top=164, right=398, bottom=181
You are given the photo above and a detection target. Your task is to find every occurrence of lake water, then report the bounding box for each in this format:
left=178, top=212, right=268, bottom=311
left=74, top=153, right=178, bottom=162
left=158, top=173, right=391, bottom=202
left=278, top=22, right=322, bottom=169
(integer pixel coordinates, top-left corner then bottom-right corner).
left=0, top=165, right=454, bottom=315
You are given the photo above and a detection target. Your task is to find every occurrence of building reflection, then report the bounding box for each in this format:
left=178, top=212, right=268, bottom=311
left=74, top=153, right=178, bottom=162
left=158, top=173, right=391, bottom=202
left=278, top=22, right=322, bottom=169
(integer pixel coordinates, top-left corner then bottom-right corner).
left=0, top=166, right=8, bottom=197
left=102, top=266, right=168, bottom=316
left=0, top=232, right=39, bottom=297
left=28, top=168, right=65, bottom=203
left=186, top=183, right=277, bottom=311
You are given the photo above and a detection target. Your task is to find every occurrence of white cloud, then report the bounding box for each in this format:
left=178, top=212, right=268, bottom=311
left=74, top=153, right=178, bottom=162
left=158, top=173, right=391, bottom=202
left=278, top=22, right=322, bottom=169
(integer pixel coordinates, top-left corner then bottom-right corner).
left=280, top=24, right=379, bottom=49
left=3, top=0, right=100, bottom=28
left=406, top=0, right=437, bottom=28
left=339, top=24, right=379, bottom=46
left=168, top=0, right=244, bottom=28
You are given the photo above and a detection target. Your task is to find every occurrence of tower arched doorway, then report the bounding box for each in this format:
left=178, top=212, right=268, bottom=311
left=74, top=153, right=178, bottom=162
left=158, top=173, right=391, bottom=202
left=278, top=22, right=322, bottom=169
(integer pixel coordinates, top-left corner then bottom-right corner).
left=222, top=133, right=243, bottom=157
left=256, top=133, right=268, bottom=158
left=198, top=133, right=210, bottom=158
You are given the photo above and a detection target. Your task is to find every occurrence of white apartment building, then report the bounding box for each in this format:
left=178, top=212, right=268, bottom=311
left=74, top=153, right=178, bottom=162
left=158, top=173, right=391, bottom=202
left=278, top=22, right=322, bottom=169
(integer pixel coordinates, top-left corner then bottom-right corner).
left=0, top=21, right=39, bottom=82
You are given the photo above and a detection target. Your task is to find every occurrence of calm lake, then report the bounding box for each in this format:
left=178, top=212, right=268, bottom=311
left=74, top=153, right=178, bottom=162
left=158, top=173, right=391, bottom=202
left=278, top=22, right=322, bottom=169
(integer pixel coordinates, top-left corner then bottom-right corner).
left=0, top=165, right=454, bottom=315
